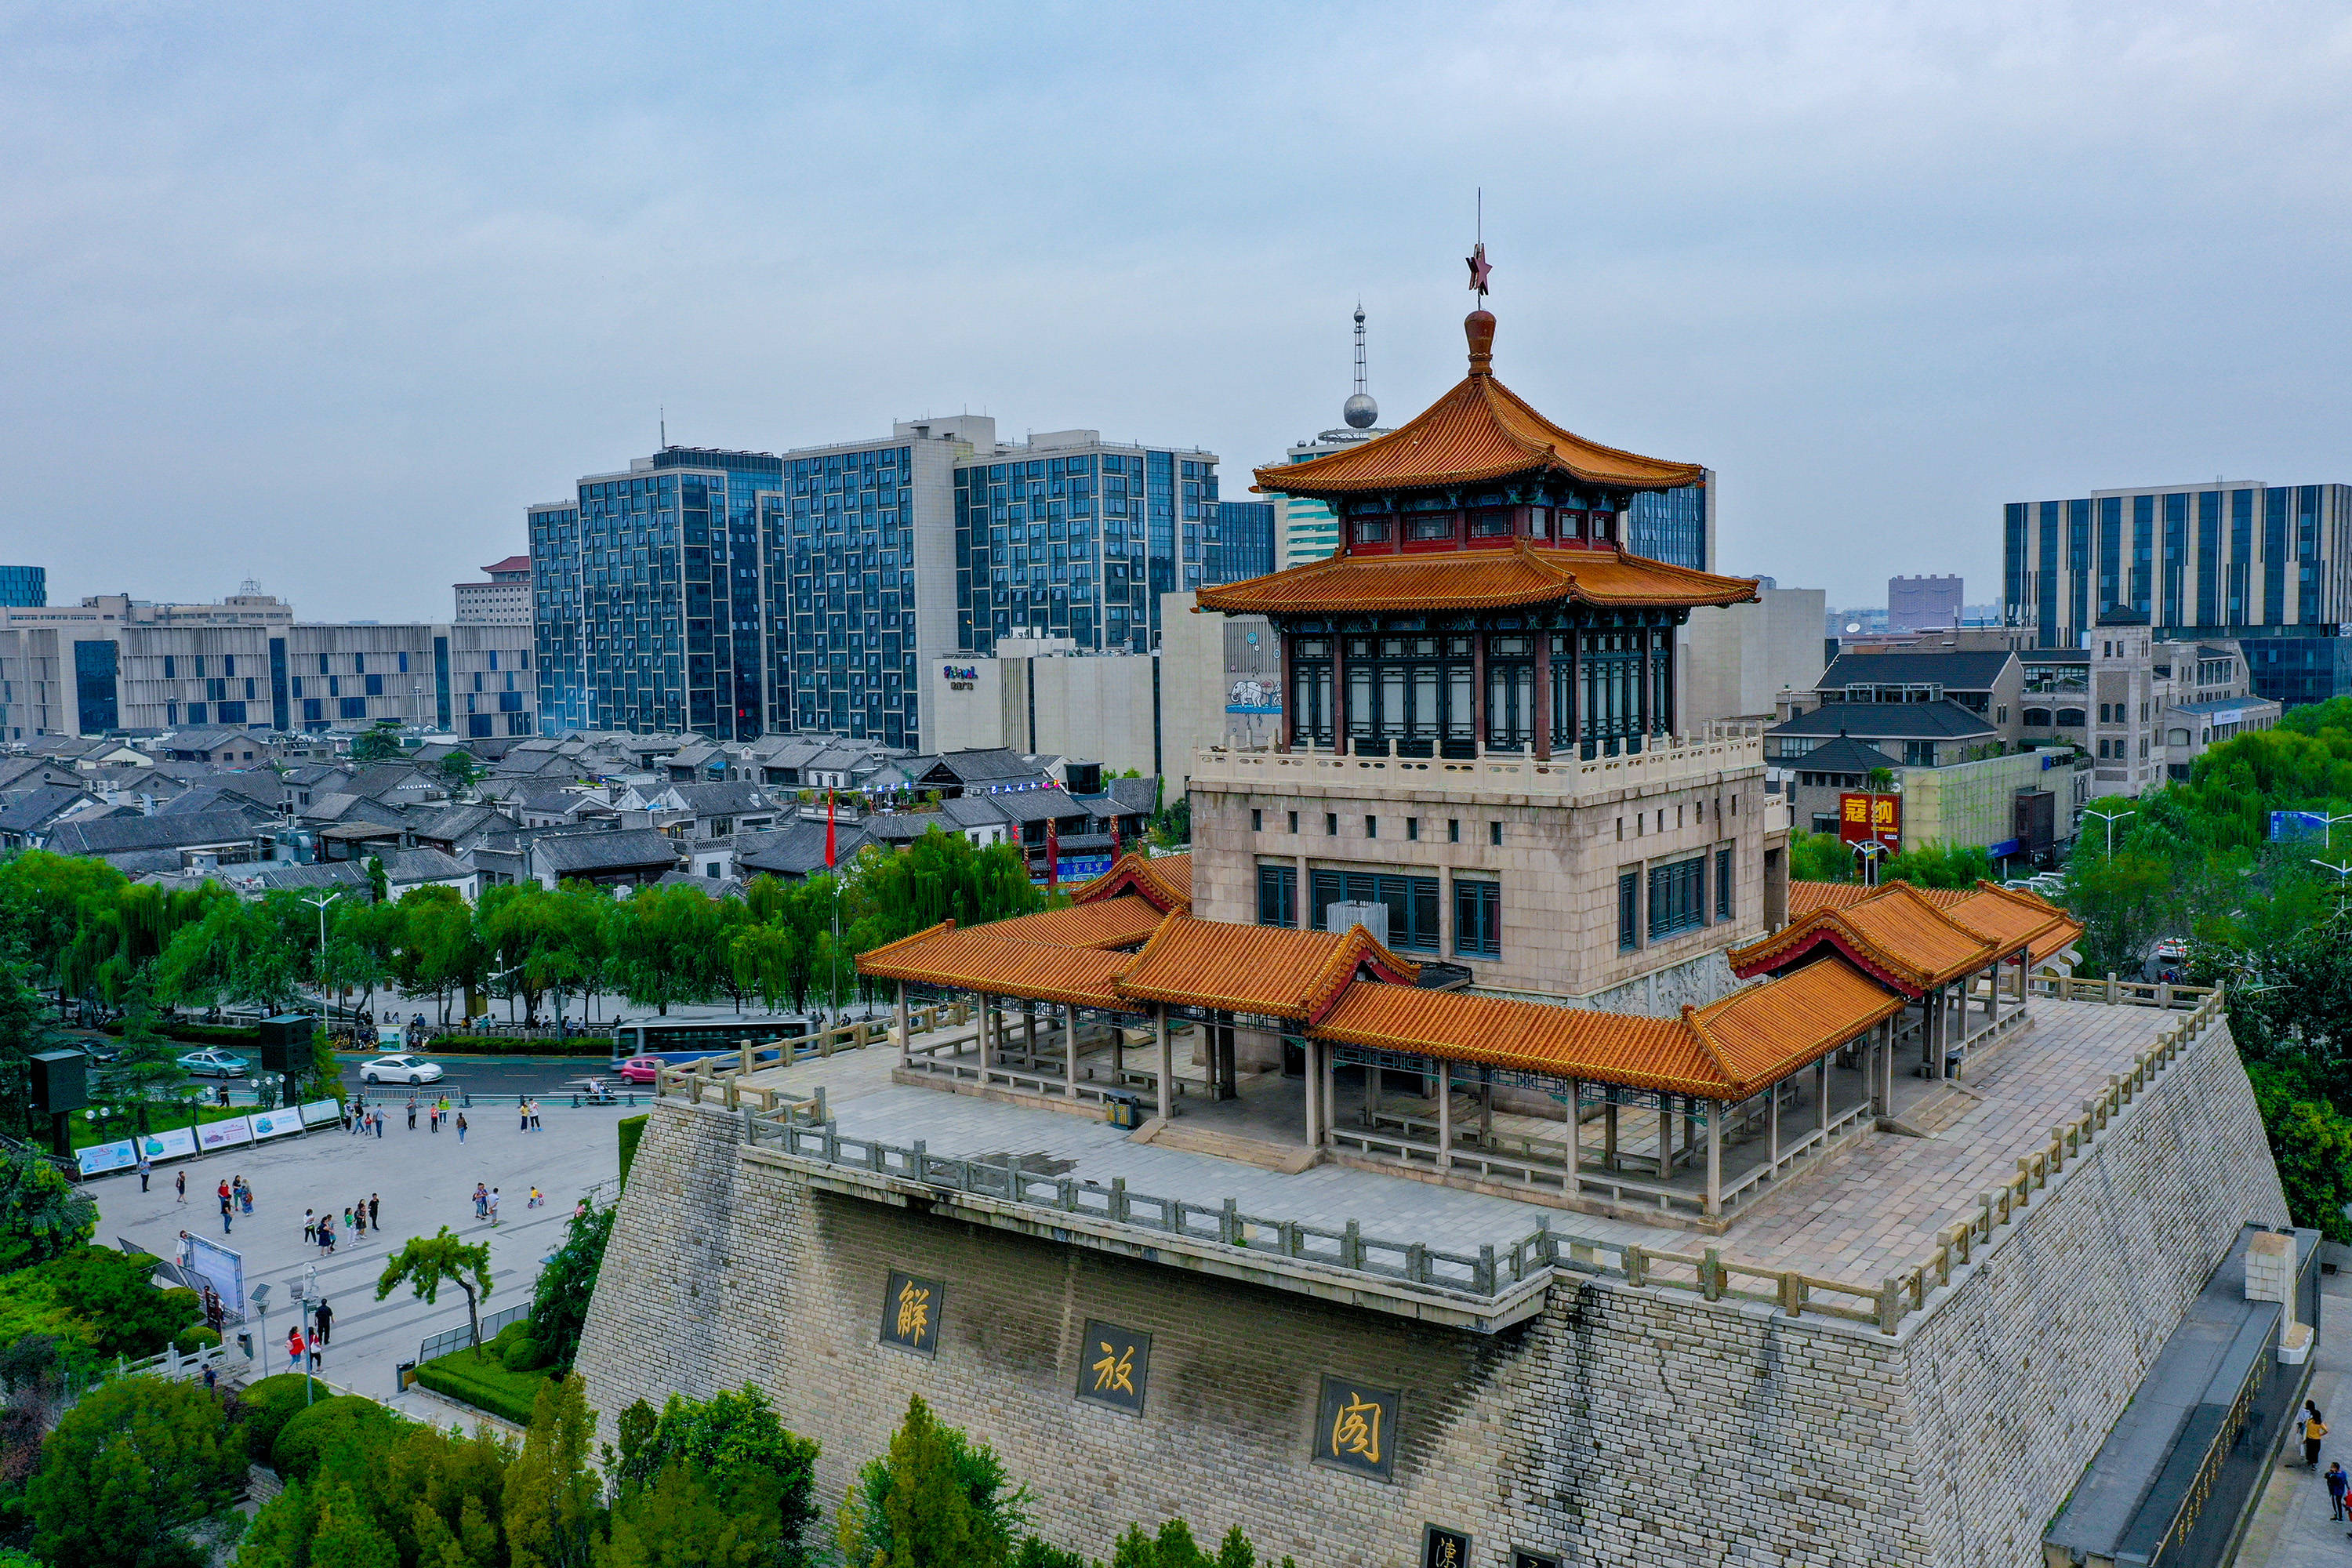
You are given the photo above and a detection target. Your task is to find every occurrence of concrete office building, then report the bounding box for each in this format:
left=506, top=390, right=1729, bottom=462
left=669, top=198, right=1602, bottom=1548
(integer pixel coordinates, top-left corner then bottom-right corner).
left=454, top=555, right=532, bottom=623
left=925, top=635, right=1163, bottom=780
left=1679, top=580, right=1828, bottom=727
left=0, top=612, right=534, bottom=740
left=2004, top=481, right=2352, bottom=705
left=1886, top=573, right=1962, bottom=631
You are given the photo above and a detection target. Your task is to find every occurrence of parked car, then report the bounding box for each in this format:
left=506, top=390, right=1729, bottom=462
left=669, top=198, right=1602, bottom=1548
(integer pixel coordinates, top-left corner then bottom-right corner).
left=617, top=1055, right=664, bottom=1084
left=176, top=1048, right=250, bottom=1079
left=359, top=1053, right=445, bottom=1085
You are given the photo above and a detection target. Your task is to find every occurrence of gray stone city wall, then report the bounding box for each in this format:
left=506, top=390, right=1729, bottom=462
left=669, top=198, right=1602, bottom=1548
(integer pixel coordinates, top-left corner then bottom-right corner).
left=1892, top=1014, right=2288, bottom=1567
left=576, top=1015, right=2286, bottom=1568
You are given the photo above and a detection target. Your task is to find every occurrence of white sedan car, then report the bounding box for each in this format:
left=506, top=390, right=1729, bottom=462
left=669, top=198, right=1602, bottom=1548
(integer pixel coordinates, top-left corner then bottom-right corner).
left=359, top=1053, right=445, bottom=1085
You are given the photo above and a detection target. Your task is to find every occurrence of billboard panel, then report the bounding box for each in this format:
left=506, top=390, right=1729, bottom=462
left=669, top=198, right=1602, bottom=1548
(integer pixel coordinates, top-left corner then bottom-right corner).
left=1838, top=791, right=1901, bottom=849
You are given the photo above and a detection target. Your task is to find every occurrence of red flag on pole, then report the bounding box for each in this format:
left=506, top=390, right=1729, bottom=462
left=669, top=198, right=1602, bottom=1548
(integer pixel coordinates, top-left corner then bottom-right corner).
left=1046, top=817, right=1059, bottom=890
left=825, top=789, right=837, bottom=869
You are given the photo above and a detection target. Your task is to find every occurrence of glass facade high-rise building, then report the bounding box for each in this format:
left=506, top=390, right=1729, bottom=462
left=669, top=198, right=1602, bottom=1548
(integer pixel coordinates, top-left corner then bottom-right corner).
left=535, top=416, right=1219, bottom=749
left=0, top=567, right=45, bottom=608
left=1626, top=479, right=1714, bottom=572
left=2003, top=481, right=2352, bottom=706
left=1206, top=500, right=1276, bottom=585
left=952, top=431, right=1215, bottom=656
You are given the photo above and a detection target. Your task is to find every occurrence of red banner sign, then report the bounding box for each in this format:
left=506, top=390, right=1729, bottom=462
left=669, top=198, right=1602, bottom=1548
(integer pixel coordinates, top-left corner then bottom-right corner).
left=1838, top=791, right=1900, bottom=850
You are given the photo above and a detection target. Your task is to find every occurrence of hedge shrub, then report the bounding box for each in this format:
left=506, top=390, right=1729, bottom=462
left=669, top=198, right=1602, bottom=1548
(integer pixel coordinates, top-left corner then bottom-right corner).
left=238, top=1374, right=332, bottom=1463
left=412, top=1347, right=554, bottom=1426
left=170, top=1325, right=220, bottom=1356
left=499, top=1334, right=546, bottom=1373
left=618, top=1113, right=648, bottom=1191
left=270, top=1393, right=397, bottom=1482
left=96, top=1020, right=261, bottom=1047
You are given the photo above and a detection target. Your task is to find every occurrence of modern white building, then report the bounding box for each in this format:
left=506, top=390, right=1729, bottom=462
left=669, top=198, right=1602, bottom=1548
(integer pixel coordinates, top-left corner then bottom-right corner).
left=454, top=555, right=532, bottom=623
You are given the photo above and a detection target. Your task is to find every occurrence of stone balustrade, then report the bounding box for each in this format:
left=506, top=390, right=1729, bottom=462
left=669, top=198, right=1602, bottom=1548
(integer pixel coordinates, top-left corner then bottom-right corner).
left=1187, top=727, right=1766, bottom=804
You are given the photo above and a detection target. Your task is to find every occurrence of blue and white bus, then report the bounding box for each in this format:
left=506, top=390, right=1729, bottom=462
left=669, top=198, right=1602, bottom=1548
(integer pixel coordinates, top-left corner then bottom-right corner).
left=610, top=1014, right=812, bottom=1071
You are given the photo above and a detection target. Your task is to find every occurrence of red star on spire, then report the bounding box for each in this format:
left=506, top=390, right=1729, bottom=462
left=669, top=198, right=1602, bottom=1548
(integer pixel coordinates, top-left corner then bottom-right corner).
left=1465, top=242, right=1491, bottom=297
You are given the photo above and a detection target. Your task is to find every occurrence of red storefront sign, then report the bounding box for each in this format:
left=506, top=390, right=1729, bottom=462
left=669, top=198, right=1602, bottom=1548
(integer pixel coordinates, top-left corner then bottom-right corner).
left=1838, top=791, right=1900, bottom=850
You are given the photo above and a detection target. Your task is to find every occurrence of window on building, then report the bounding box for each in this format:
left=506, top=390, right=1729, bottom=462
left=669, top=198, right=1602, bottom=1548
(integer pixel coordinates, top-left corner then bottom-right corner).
left=354, top=654, right=365, bottom=673
left=1250, top=808, right=1262, bottom=832
left=1489, top=821, right=1502, bottom=847
left=1257, top=863, right=1298, bottom=928
left=1310, top=868, right=1439, bottom=949
left=1448, top=818, right=1461, bottom=843
left=340, top=697, right=367, bottom=719
left=365, top=675, right=383, bottom=697
left=1647, top=855, right=1706, bottom=941
left=1364, top=815, right=1377, bottom=838
left=1617, top=871, right=1640, bottom=952
left=1325, top=812, right=1338, bottom=837
left=1715, top=847, right=1733, bottom=922
left=1903, top=742, right=1936, bottom=766
left=1287, top=810, right=1298, bottom=834
left=1453, top=879, right=1501, bottom=958
left=1406, top=817, right=1420, bottom=841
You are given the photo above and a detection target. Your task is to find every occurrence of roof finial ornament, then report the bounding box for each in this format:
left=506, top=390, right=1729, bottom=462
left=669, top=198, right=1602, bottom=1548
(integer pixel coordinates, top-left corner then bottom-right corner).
left=1465, top=188, right=1496, bottom=374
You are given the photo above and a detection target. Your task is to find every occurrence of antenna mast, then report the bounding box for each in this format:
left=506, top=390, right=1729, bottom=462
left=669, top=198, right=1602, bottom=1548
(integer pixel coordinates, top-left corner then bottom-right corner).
left=1352, top=302, right=1368, bottom=398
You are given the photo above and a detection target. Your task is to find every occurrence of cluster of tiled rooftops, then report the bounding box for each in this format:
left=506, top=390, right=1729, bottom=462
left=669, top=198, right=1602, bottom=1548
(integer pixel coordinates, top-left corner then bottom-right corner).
left=859, top=850, right=2080, bottom=1222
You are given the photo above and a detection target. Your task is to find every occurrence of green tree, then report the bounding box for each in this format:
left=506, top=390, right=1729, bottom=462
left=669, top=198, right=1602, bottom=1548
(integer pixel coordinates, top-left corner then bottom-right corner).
left=376, top=1228, right=495, bottom=1353
left=1787, top=831, right=1854, bottom=884
left=528, top=1196, right=616, bottom=1373
left=838, top=1394, right=1028, bottom=1568
left=0, top=1142, right=96, bottom=1273
left=503, top=1376, right=604, bottom=1568
left=28, top=1374, right=242, bottom=1568
left=350, top=724, right=407, bottom=764
left=598, top=1457, right=786, bottom=1568
left=843, top=832, right=1044, bottom=951
left=2249, top=1065, right=2352, bottom=1242
left=728, top=924, right=800, bottom=1014
left=0, top=850, right=129, bottom=998
left=608, top=884, right=724, bottom=1015
left=152, top=897, right=299, bottom=1013
left=1109, top=1519, right=1294, bottom=1568
left=602, top=1385, right=820, bottom=1568
left=441, top=750, right=485, bottom=791
left=103, top=973, right=183, bottom=1134
left=401, top=888, right=485, bottom=1025
left=1150, top=792, right=1189, bottom=850
left=0, top=932, right=62, bottom=1138
left=1878, top=841, right=1996, bottom=891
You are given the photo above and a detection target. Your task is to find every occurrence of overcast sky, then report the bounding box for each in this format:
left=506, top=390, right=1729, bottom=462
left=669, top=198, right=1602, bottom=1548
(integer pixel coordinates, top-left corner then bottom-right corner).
left=3, top=2, right=2348, bottom=619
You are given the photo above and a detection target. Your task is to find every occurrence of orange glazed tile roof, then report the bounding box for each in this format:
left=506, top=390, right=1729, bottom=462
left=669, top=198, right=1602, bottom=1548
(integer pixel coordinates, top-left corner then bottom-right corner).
left=1070, top=851, right=1192, bottom=915
left=985, top=895, right=1168, bottom=950
left=1310, top=955, right=1900, bottom=1101
left=1193, top=539, right=1758, bottom=617
left=1112, top=915, right=1417, bottom=1024
left=855, top=920, right=1134, bottom=1010
left=1249, top=314, right=1704, bottom=498
left=1730, top=881, right=2004, bottom=994
left=1785, top=880, right=2081, bottom=965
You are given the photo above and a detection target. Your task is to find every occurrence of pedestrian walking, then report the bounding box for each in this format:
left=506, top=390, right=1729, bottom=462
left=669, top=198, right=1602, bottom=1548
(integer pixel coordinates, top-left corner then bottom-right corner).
left=136, top=1149, right=151, bottom=1192
left=407, top=1099, right=416, bottom=1131
left=368, top=1192, right=379, bottom=1229
left=343, top=1205, right=354, bottom=1232
left=456, top=1112, right=466, bottom=1143
left=2307, top=1408, right=2328, bottom=1469
left=313, top=1298, right=332, bottom=1348
left=320, top=1217, right=336, bottom=1255
left=285, top=1327, right=305, bottom=1376
left=488, top=1187, right=499, bottom=1227
left=529, top=1098, right=542, bottom=1132
left=304, top=1208, right=315, bottom=1244
left=2328, top=1461, right=2347, bottom=1521
left=239, top=1178, right=253, bottom=1214
left=217, top=1181, right=233, bottom=1235
left=518, top=1100, right=529, bottom=1134
left=374, top=1109, right=384, bottom=1138
left=307, top=1330, right=322, bottom=1371
left=175, top=1169, right=185, bottom=1205
left=473, top=1182, right=488, bottom=1219
left=201, top=1363, right=217, bottom=1393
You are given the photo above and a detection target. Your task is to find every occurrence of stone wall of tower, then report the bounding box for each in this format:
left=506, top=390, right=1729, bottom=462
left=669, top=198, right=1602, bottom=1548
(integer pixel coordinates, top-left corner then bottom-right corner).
left=575, top=1015, right=2287, bottom=1568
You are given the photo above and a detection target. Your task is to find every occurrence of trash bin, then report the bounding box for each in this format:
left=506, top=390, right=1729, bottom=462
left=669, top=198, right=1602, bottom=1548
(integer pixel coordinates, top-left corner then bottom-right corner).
left=235, top=1330, right=252, bottom=1359
left=395, top=1361, right=416, bottom=1394
left=1102, top=1089, right=1140, bottom=1130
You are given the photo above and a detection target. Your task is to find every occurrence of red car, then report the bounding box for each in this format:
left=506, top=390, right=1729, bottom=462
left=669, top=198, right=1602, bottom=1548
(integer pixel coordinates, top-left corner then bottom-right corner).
left=617, top=1056, right=664, bottom=1084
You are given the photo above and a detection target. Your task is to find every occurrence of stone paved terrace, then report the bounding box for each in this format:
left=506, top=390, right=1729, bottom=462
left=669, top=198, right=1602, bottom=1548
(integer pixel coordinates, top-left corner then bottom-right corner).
left=726, top=995, right=2201, bottom=1292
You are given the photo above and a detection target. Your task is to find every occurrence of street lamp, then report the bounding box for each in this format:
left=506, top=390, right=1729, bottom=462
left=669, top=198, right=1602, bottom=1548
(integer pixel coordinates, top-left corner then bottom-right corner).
left=2313, top=858, right=2352, bottom=890
left=2082, top=802, right=2136, bottom=857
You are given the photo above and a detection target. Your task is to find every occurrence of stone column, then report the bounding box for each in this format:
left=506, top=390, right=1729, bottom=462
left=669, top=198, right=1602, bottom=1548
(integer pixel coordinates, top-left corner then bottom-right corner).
left=1657, top=1091, right=1672, bottom=1180
left=895, top=981, right=909, bottom=1068
left=1434, top=1057, right=1452, bottom=1171
left=1154, top=1006, right=1174, bottom=1123
left=1322, top=1040, right=1338, bottom=1142
left=982, top=997, right=997, bottom=1068
left=1604, top=1092, right=1619, bottom=1171
left=1814, top=1054, right=1830, bottom=1135
left=1767, top=1077, right=1781, bottom=1170
left=1064, top=1004, right=1079, bottom=1100
left=1566, top=1078, right=1582, bottom=1177
left=1532, top=633, right=1552, bottom=762
left=1303, top=1037, right=1320, bottom=1148
left=1218, top=1014, right=1238, bottom=1101
left=1024, top=1009, right=1038, bottom=1065
left=1705, top=1099, right=1723, bottom=1217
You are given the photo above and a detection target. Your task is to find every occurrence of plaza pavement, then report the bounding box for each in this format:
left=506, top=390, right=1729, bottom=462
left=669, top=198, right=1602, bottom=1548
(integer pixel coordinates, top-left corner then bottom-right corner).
left=93, top=1091, right=629, bottom=1425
